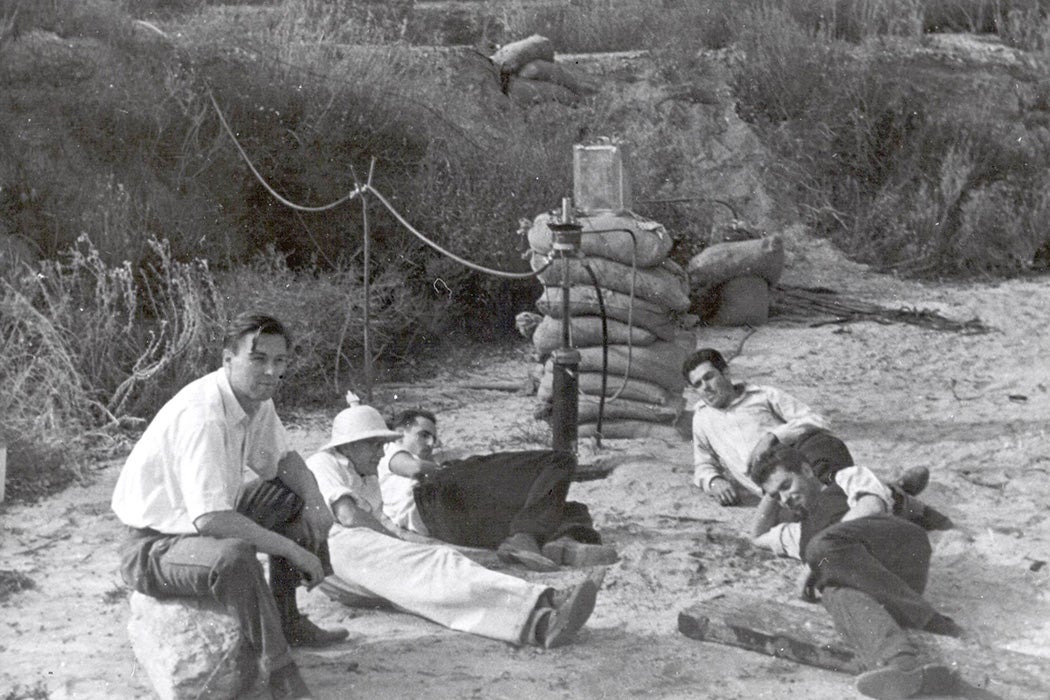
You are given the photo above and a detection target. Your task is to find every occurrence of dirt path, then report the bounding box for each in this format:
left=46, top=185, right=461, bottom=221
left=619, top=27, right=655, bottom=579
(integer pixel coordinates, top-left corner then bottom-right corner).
left=2, top=227, right=1049, bottom=699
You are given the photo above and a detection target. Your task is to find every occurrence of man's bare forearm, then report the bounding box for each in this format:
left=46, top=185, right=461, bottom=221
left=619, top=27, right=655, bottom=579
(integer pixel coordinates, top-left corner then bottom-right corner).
left=195, top=510, right=311, bottom=560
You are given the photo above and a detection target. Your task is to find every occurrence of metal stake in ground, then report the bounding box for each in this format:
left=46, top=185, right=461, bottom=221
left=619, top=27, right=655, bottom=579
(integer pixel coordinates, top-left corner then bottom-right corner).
left=548, top=198, right=582, bottom=454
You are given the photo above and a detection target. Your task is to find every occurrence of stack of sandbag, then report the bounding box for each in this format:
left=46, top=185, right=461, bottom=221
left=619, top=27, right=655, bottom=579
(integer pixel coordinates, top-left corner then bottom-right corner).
left=490, top=34, right=598, bottom=105
left=688, top=235, right=785, bottom=326
left=526, top=211, right=690, bottom=441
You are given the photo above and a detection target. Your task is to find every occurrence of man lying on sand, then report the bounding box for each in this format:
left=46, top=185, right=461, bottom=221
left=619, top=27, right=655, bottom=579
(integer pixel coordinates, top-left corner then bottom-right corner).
left=305, top=400, right=601, bottom=648
left=378, top=408, right=618, bottom=571
left=749, top=444, right=965, bottom=700
left=682, top=348, right=951, bottom=531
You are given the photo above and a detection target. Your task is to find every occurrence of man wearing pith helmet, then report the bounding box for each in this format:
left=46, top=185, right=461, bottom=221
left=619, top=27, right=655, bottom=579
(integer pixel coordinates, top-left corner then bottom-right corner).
left=306, top=396, right=603, bottom=648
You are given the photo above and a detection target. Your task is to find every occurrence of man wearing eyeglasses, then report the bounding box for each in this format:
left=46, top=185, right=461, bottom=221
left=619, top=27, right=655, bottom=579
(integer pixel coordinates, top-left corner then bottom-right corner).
left=681, top=349, right=947, bottom=531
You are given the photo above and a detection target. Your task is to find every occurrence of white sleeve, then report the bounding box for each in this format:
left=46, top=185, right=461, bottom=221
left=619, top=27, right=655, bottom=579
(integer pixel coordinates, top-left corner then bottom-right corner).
left=762, top=386, right=830, bottom=444
left=758, top=523, right=802, bottom=560
left=305, top=452, right=355, bottom=511
left=835, top=466, right=893, bottom=510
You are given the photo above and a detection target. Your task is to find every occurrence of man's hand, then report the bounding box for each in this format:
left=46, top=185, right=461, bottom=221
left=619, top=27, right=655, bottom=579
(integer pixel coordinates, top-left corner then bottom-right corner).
left=797, top=566, right=819, bottom=603
left=747, top=432, right=780, bottom=473
left=286, top=546, right=326, bottom=590
left=301, top=500, right=335, bottom=552
left=709, top=477, right=739, bottom=506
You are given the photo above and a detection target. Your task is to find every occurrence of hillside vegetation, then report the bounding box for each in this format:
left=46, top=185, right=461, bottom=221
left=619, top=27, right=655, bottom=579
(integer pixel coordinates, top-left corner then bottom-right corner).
left=2, top=0, right=1049, bottom=501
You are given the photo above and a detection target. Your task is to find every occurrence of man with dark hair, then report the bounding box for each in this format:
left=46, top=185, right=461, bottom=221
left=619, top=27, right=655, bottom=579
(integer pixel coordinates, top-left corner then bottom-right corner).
left=112, top=312, right=347, bottom=700
left=680, top=348, right=945, bottom=531
left=377, top=408, right=617, bottom=571
left=306, top=402, right=601, bottom=648
left=749, top=444, right=963, bottom=699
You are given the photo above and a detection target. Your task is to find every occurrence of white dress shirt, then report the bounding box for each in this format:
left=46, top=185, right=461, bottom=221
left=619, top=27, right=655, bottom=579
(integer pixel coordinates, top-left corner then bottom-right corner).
left=111, top=369, right=289, bottom=534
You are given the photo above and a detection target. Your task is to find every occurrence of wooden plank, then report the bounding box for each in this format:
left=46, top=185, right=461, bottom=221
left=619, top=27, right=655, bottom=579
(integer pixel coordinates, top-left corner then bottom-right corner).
left=678, top=593, right=1050, bottom=700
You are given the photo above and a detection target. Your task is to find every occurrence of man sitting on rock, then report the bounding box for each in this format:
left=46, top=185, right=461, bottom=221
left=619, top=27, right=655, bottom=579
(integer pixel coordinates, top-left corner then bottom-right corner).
left=682, top=348, right=949, bottom=530
left=378, top=408, right=617, bottom=571
left=111, top=313, right=347, bottom=700
left=749, top=444, right=964, bottom=699
left=305, top=400, right=602, bottom=648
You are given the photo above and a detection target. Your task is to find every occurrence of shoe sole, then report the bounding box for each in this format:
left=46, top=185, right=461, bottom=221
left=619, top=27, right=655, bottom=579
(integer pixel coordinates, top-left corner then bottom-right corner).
left=543, top=579, right=598, bottom=649
left=855, top=665, right=924, bottom=699
left=497, top=546, right=560, bottom=572
left=542, top=541, right=619, bottom=567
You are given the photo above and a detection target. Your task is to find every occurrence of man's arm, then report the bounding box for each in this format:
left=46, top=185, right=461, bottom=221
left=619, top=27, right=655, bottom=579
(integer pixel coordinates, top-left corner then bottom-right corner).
left=331, top=496, right=391, bottom=535
left=693, top=415, right=739, bottom=505
left=277, top=450, right=335, bottom=551
left=386, top=449, right=443, bottom=479
left=195, top=510, right=325, bottom=588
left=762, top=386, right=829, bottom=444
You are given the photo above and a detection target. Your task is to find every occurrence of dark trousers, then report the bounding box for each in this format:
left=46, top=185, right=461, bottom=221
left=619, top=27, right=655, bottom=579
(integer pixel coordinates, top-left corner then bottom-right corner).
left=806, top=515, right=939, bottom=670
left=795, top=430, right=945, bottom=531
left=118, top=479, right=332, bottom=674
left=413, top=449, right=599, bottom=549
left=791, top=429, right=854, bottom=483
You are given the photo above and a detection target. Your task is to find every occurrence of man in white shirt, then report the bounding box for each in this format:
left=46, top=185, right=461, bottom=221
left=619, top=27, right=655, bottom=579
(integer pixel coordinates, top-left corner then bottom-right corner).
left=111, top=313, right=346, bottom=700
left=377, top=409, right=617, bottom=571
left=682, top=348, right=949, bottom=530
left=306, top=402, right=601, bottom=648
left=749, top=445, right=964, bottom=700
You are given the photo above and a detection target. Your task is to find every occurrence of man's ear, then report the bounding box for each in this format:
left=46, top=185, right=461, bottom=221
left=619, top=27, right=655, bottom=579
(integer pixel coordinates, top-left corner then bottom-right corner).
left=800, top=462, right=815, bottom=479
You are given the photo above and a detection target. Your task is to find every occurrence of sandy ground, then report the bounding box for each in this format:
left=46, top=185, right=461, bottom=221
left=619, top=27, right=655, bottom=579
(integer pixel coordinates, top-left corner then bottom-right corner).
left=2, top=227, right=1049, bottom=700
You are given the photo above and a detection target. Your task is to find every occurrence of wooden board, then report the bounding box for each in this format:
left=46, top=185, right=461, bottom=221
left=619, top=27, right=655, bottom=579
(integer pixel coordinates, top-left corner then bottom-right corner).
left=678, top=593, right=1050, bottom=700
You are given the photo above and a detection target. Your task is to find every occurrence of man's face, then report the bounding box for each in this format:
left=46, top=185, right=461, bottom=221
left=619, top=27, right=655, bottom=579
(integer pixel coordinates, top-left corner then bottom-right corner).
left=760, top=465, right=822, bottom=517
left=688, top=361, right=736, bottom=409
left=337, top=439, right=387, bottom=476
left=400, top=417, right=437, bottom=461
left=223, top=332, right=289, bottom=409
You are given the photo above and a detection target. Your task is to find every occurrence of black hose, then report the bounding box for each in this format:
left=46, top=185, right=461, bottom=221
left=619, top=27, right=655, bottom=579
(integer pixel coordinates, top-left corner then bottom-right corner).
left=580, top=260, right=607, bottom=447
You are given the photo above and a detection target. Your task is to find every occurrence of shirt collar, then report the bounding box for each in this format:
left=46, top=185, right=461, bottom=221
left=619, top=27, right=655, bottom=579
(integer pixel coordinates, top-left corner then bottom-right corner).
left=216, top=368, right=250, bottom=426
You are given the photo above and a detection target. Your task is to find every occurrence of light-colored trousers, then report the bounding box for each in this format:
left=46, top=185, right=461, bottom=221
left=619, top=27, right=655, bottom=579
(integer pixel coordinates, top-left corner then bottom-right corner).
left=325, top=527, right=548, bottom=644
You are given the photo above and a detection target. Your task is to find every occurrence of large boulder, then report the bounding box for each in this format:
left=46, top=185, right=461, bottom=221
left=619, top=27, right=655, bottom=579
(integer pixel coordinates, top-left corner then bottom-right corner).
left=127, top=592, right=255, bottom=700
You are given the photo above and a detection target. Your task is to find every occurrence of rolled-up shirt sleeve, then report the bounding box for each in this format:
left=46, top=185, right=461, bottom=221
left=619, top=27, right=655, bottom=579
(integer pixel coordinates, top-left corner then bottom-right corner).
left=306, top=452, right=355, bottom=511
left=761, top=522, right=802, bottom=560
left=177, top=417, right=239, bottom=525
left=836, top=466, right=893, bottom=511
left=763, top=386, right=830, bottom=445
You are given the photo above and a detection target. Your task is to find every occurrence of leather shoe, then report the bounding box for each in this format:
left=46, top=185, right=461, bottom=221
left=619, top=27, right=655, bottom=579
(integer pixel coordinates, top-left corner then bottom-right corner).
left=269, top=663, right=313, bottom=700
left=540, top=577, right=599, bottom=649
left=285, top=615, right=349, bottom=648
left=855, top=661, right=953, bottom=699
left=497, top=533, right=559, bottom=572
left=895, top=466, right=929, bottom=496
left=541, top=537, right=619, bottom=567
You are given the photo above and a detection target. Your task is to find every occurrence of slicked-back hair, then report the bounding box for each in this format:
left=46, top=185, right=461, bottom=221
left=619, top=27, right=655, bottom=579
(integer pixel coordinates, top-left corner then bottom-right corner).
left=223, top=312, right=292, bottom=353
left=389, top=408, right=437, bottom=431
left=749, top=444, right=807, bottom=490
left=682, top=347, right=729, bottom=380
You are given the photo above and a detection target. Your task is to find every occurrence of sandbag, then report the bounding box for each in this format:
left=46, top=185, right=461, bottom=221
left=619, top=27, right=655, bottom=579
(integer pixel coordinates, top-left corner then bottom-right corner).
left=578, top=420, right=684, bottom=442
left=532, top=253, right=690, bottom=312
left=518, top=59, right=598, bottom=95
left=528, top=211, right=674, bottom=268
left=574, top=342, right=687, bottom=393
left=532, top=396, right=680, bottom=424
left=688, top=235, right=784, bottom=289
left=536, top=286, right=678, bottom=340
left=507, top=76, right=580, bottom=106
left=538, top=366, right=674, bottom=405
left=532, top=314, right=657, bottom=360
left=707, top=275, right=770, bottom=326
left=491, top=35, right=555, bottom=74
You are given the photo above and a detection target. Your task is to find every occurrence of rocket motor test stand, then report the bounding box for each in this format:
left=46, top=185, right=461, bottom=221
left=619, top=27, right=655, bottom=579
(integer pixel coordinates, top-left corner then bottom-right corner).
left=547, top=197, right=583, bottom=456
